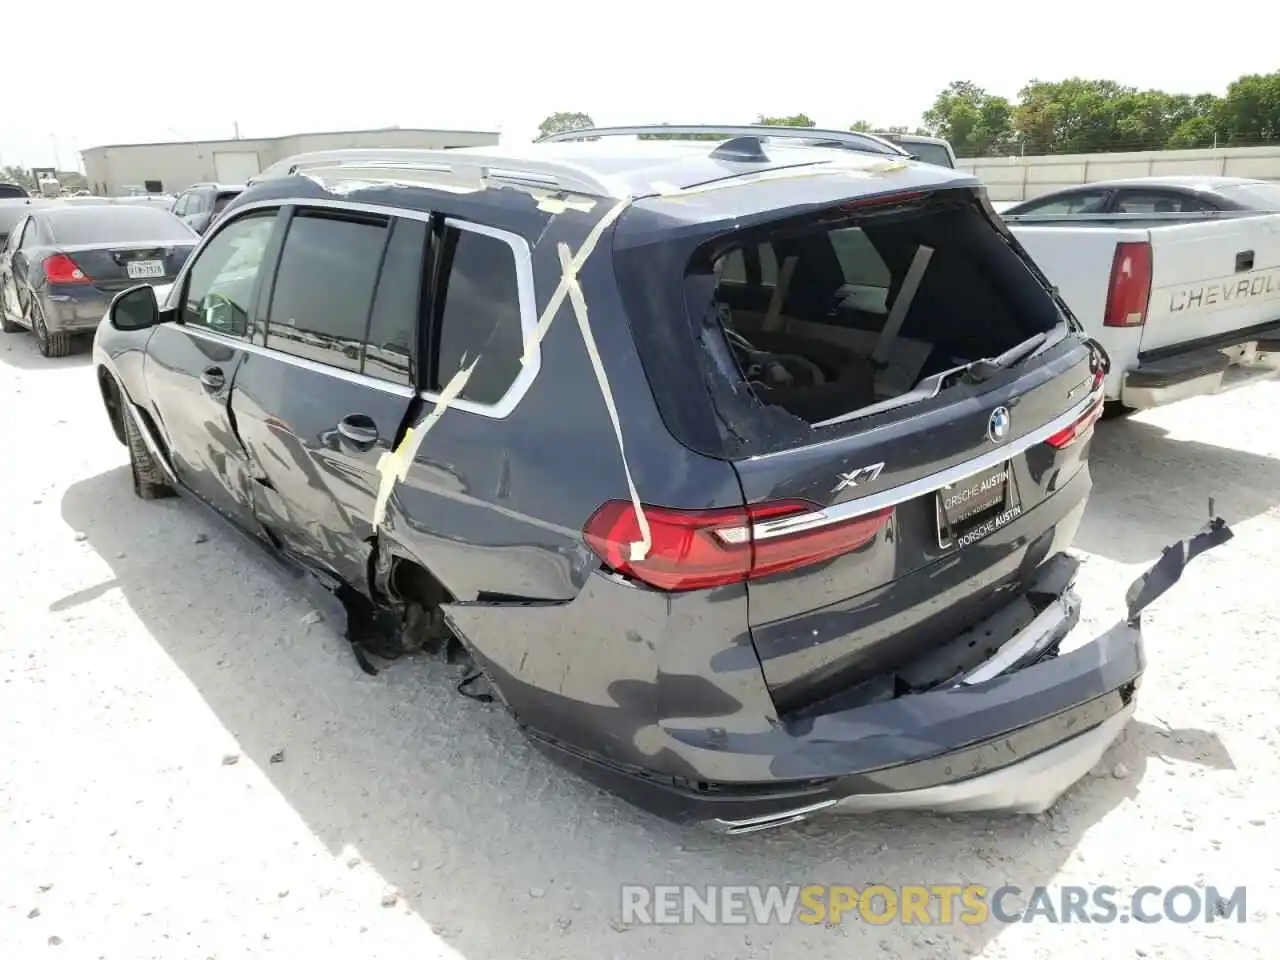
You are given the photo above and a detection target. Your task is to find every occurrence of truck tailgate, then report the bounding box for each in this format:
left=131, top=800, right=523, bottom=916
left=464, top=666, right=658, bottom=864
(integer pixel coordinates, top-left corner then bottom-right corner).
left=1141, top=214, right=1280, bottom=354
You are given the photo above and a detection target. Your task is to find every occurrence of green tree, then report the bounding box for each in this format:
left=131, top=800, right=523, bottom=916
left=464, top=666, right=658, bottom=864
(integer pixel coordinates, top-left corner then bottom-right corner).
left=537, top=111, right=594, bottom=138
left=1216, top=72, right=1280, bottom=145
left=921, top=81, right=1014, bottom=157
left=1, top=165, right=35, bottom=189
left=756, top=113, right=815, bottom=127
left=848, top=120, right=874, bottom=132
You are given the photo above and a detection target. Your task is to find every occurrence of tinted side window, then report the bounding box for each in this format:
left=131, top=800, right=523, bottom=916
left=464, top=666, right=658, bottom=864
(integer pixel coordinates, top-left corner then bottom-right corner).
left=183, top=212, right=277, bottom=337
left=265, top=211, right=388, bottom=373
left=1113, top=191, right=1215, bottom=214
left=1013, top=191, right=1109, bottom=215
left=434, top=225, right=526, bottom=406
left=364, top=218, right=427, bottom=386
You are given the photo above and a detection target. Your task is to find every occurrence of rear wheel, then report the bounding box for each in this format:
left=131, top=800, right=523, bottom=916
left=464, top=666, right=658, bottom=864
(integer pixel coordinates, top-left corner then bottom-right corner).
left=30, top=298, right=71, bottom=358
left=0, top=278, right=22, bottom=333
left=122, top=406, right=175, bottom=500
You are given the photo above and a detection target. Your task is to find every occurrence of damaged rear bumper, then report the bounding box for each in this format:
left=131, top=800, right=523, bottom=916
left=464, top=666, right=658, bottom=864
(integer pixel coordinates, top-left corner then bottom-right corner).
left=520, top=516, right=1231, bottom=833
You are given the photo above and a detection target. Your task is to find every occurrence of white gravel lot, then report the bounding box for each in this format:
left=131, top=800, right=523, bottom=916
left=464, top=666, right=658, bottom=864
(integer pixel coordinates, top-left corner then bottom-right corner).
left=1, top=330, right=1277, bottom=959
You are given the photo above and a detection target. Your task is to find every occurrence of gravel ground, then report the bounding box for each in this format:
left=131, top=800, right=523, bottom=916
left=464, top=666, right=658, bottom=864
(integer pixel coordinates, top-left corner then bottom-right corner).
left=2, top=330, right=1277, bottom=959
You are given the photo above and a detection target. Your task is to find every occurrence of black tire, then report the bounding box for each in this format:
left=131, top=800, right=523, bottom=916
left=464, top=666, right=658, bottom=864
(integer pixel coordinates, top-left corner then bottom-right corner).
left=122, top=405, right=175, bottom=500
left=30, top=298, right=71, bottom=358
left=0, top=278, right=22, bottom=333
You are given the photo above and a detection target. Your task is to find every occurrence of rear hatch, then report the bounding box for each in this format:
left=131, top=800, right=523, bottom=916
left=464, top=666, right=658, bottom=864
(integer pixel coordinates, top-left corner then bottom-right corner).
left=688, top=189, right=1104, bottom=712
left=58, top=242, right=195, bottom=292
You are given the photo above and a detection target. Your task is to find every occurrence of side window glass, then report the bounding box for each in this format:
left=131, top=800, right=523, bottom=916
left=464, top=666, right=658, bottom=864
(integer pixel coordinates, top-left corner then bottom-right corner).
left=1016, top=191, right=1108, bottom=215
left=758, top=243, right=778, bottom=285
left=1114, top=191, right=1214, bottom=214
left=717, top=249, right=747, bottom=283
left=829, top=227, right=891, bottom=288
left=265, top=211, right=387, bottom=373
left=173, top=194, right=189, bottom=216
left=434, top=224, right=526, bottom=406
left=363, top=217, right=427, bottom=386
left=183, top=213, right=276, bottom=337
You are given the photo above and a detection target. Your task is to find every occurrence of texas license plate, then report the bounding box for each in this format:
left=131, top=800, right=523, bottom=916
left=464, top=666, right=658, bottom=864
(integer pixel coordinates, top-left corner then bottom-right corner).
left=936, top=463, right=1019, bottom=548
left=126, top=260, right=165, bottom=279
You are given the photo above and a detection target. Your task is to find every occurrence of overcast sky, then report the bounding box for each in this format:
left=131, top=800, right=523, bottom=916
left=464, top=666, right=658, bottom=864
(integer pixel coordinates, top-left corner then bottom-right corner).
left=5, top=0, right=1278, bottom=170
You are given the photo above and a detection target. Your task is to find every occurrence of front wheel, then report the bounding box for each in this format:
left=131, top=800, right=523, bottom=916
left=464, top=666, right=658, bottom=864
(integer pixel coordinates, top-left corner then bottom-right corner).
left=30, top=298, right=71, bottom=358
left=122, top=405, right=175, bottom=500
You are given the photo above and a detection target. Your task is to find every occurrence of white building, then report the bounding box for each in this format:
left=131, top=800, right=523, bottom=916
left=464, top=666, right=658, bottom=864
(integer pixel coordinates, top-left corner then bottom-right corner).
left=81, top=126, right=500, bottom=196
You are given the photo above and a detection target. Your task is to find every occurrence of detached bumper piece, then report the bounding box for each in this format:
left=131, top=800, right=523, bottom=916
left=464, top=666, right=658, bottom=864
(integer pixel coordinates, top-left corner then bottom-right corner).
left=710, top=514, right=1234, bottom=834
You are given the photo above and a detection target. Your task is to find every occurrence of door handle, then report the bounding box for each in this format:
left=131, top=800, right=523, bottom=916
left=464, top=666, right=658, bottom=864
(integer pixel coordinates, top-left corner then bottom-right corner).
left=337, top=414, right=379, bottom=450
left=200, top=366, right=225, bottom=391
left=1236, top=250, right=1255, bottom=272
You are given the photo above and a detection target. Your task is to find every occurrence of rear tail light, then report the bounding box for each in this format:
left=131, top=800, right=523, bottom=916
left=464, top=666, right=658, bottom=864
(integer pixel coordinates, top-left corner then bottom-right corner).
left=1046, top=394, right=1105, bottom=449
left=44, top=253, right=91, bottom=285
left=1103, top=241, right=1152, bottom=328
left=584, top=500, right=893, bottom=592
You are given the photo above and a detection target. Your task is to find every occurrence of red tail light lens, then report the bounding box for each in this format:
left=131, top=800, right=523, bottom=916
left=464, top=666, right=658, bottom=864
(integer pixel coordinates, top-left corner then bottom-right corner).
left=44, top=253, right=91, bottom=285
left=1103, top=241, right=1151, bottom=328
left=1046, top=396, right=1105, bottom=449
left=583, top=500, right=893, bottom=592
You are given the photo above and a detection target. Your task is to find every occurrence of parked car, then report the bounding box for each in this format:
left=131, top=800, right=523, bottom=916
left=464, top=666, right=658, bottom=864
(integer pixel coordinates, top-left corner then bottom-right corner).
left=0, top=197, right=50, bottom=248
left=170, top=182, right=245, bottom=235
left=95, top=130, right=1211, bottom=831
left=1, top=204, right=198, bottom=356
left=0, top=181, right=30, bottom=199
left=1001, top=177, right=1280, bottom=412
left=874, top=132, right=957, bottom=169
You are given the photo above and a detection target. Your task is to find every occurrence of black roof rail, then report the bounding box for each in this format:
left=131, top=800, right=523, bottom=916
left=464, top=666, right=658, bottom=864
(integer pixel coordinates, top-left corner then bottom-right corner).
left=537, top=124, right=912, bottom=159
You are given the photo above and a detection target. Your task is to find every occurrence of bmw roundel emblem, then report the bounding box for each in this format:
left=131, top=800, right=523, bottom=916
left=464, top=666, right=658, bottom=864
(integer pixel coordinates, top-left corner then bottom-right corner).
left=988, top=406, right=1011, bottom=443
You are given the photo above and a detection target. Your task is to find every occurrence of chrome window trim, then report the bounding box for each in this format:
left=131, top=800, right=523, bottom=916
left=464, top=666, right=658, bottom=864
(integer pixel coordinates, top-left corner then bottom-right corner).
left=432, top=216, right=540, bottom=420
left=747, top=390, right=1102, bottom=541
left=167, top=197, right=539, bottom=421
left=180, top=324, right=416, bottom=399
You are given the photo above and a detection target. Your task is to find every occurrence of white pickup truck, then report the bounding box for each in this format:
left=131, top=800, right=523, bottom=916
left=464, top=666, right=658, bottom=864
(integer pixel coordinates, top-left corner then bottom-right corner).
left=1002, top=186, right=1280, bottom=411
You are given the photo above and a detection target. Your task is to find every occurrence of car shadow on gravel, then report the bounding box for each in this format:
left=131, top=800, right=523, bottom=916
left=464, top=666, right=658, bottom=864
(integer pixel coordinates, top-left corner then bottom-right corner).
left=0, top=332, right=93, bottom=370
left=59, top=466, right=1232, bottom=960
left=1076, top=415, right=1280, bottom=564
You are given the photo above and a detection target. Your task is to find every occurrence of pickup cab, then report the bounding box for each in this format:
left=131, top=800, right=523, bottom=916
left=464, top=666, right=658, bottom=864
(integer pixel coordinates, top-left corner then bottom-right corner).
left=1003, top=209, right=1280, bottom=410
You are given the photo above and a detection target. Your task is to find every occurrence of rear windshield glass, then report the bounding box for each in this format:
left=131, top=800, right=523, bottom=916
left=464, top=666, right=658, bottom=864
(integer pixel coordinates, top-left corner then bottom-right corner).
left=46, top=207, right=195, bottom=245
left=692, top=192, right=1060, bottom=429
left=0, top=183, right=28, bottom=199
left=1217, top=183, right=1280, bottom=210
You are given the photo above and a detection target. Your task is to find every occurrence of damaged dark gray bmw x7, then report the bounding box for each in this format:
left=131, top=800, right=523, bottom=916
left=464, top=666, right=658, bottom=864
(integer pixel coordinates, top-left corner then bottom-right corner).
left=92, top=126, right=1230, bottom=833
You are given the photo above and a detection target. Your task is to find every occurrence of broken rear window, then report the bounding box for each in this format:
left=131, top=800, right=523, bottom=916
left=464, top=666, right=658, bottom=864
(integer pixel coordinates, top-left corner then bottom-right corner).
left=688, top=190, right=1063, bottom=428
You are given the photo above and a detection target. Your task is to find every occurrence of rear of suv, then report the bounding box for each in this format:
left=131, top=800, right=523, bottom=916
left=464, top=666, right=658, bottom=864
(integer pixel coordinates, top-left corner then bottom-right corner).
left=92, top=126, right=1214, bottom=832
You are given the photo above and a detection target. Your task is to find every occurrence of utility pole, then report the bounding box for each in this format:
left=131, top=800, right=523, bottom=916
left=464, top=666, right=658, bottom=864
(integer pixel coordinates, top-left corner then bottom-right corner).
left=233, top=120, right=240, bottom=139
left=50, top=134, right=61, bottom=172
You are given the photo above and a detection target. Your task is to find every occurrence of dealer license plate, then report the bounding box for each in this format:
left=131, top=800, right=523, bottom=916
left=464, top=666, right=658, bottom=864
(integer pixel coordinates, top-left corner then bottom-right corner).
left=126, top=260, right=165, bottom=279
left=935, top=463, right=1019, bottom=548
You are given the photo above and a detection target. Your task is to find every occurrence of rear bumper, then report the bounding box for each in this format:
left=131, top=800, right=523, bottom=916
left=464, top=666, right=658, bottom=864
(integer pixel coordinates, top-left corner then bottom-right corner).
left=43, top=292, right=111, bottom=334
left=522, top=515, right=1231, bottom=832
left=1121, top=323, right=1280, bottom=409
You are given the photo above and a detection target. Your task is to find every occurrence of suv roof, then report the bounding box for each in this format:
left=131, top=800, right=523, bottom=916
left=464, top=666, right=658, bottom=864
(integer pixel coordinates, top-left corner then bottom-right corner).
left=251, top=137, right=977, bottom=218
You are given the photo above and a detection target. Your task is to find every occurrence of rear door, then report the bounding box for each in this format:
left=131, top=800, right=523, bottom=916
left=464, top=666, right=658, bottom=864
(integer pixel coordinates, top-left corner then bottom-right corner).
left=1138, top=214, right=1280, bottom=353
left=227, top=204, right=423, bottom=589
left=142, top=208, right=282, bottom=530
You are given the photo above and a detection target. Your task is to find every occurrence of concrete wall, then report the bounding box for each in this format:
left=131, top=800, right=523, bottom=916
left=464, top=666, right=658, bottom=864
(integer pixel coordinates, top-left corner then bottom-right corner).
left=959, top=145, right=1280, bottom=201
left=81, top=128, right=499, bottom=196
